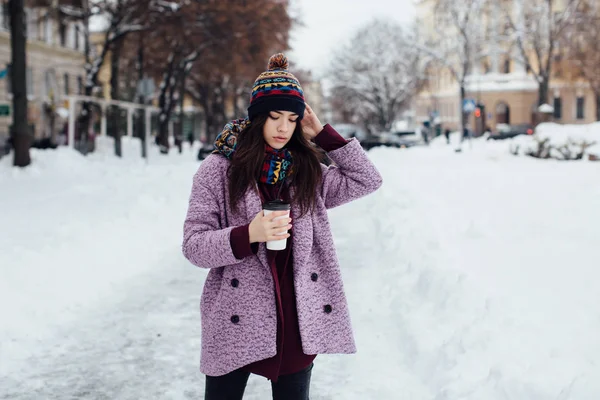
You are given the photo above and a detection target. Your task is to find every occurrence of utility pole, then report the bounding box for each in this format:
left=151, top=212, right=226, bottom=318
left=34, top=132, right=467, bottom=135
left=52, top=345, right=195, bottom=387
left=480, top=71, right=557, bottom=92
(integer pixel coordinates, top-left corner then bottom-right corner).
left=9, top=0, right=31, bottom=167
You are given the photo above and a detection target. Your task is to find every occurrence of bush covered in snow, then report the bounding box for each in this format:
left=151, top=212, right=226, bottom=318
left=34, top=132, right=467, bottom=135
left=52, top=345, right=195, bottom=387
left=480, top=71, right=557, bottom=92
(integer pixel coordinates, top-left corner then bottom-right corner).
left=509, top=122, right=600, bottom=161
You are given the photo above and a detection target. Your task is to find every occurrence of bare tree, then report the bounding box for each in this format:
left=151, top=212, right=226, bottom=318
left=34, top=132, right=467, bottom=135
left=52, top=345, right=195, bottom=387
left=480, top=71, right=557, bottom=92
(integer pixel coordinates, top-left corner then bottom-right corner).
left=503, top=0, right=583, bottom=106
left=185, top=0, right=293, bottom=145
left=566, top=1, right=600, bottom=121
left=416, top=0, right=490, bottom=138
left=144, top=1, right=206, bottom=154
left=9, top=0, right=31, bottom=167
left=101, top=0, right=293, bottom=154
left=330, top=19, right=425, bottom=134
left=84, top=0, right=147, bottom=156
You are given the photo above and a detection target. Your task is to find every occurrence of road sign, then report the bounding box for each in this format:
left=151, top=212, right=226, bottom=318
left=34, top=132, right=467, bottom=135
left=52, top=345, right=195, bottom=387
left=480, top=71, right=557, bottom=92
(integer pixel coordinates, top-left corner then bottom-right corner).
left=463, top=98, right=476, bottom=113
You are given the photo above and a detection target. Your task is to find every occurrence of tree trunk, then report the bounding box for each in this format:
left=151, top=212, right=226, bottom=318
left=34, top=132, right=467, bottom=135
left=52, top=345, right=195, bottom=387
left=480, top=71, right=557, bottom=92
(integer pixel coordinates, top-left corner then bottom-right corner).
left=176, top=73, right=185, bottom=154
left=459, top=84, right=467, bottom=143
left=137, top=36, right=147, bottom=158
left=538, top=76, right=549, bottom=106
left=49, top=112, right=56, bottom=143
left=9, top=0, right=31, bottom=167
left=157, top=57, right=176, bottom=154
left=596, top=92, right=600, bottom=122
left=80, top=7, right=93, bottom=150
left=111, top=38, right=123, bottom=157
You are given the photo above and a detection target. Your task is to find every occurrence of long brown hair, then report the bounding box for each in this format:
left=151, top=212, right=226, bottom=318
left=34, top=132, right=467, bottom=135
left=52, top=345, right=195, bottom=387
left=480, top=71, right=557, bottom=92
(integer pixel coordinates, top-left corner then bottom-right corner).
left=228, top=113, right=324, bottom=216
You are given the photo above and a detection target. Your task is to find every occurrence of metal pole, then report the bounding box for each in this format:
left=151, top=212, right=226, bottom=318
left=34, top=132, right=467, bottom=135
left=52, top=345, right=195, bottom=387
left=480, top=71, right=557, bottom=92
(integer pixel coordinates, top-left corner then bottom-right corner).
left=127, top=107, right=133, bottom=137
left=100, top=104, right=107, bottom=136
left=145, top=107, right=151, bottom=161
left=68, top=96, right=75, bottom=149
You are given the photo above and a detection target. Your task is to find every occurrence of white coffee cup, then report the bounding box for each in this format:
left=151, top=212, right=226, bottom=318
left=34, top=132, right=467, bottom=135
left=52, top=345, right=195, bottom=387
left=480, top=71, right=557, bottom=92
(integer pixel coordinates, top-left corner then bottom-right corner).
left=263, top=200, right=291, bottom=251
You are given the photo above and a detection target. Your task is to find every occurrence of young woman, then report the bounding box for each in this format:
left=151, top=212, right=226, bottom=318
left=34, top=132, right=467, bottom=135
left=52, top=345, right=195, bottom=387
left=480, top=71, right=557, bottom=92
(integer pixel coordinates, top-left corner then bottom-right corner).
left=182, top=53, right=383, bottom=400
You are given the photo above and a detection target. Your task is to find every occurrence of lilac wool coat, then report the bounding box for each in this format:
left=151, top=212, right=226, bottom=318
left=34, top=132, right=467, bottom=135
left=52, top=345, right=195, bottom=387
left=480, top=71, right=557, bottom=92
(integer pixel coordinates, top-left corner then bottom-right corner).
left=182, top=136, right=383, bottom=377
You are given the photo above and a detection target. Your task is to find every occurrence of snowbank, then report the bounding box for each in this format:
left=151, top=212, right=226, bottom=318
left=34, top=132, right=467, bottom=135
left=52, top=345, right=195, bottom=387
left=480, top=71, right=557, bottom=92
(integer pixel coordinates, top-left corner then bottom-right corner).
left=504, top=123, right=600, bottom=160
left=534, top=122, right=600, bottom=157
left=430, top=122, right=600, bottom=161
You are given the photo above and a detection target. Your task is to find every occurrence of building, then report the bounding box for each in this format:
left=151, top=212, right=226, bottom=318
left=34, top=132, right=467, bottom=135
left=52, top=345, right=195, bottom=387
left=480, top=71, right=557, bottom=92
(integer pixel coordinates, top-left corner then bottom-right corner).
left=415, top=0, right=598, bottom=134
left=0, top=3, right=86, bottom=142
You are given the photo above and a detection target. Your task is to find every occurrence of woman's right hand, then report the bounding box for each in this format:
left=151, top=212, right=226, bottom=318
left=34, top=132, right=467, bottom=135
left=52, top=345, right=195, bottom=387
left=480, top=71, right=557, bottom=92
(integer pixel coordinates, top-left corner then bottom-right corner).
left=248, top=211, right=292, bottom=243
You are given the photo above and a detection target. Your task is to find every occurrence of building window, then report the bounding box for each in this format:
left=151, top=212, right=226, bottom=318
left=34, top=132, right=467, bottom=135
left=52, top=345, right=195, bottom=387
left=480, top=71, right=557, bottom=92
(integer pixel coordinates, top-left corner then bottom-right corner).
left=44, top=15, right=53, bottom=44
left=64, top=73, right=70, bottom=95
left=482, top=60, right=491, bottom=74
left=59, top=20, right=67, bottom=47
left=553, top=97, right=562, bottom=119
left=576, top=97, right=585, bottom=120
left=75, top=25, right=80, bottom=50
left=503, top=59, right=511, bottom=74
left=0, top=3, right=8, bottom=30
left=25, top=8, right=40, bottom=39
left=496, top=102, right=511, bottom=125
left=77, top=76, right=83, bottom=94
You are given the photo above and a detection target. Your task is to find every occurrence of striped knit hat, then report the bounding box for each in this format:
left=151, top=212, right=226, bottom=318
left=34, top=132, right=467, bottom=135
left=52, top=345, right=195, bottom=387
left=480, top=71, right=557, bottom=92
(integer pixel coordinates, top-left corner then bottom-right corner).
left=247, top=53, right=305, bottom=121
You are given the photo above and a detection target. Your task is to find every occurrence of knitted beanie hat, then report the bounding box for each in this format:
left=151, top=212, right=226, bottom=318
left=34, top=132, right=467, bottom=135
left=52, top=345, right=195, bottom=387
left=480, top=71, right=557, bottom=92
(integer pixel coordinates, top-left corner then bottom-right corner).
left=247, top=53, right=305, bottom=121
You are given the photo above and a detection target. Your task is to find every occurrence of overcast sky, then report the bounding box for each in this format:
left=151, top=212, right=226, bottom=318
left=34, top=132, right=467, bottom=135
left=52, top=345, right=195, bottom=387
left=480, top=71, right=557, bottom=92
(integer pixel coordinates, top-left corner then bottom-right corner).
left=288, top=0, right=416, bottom=77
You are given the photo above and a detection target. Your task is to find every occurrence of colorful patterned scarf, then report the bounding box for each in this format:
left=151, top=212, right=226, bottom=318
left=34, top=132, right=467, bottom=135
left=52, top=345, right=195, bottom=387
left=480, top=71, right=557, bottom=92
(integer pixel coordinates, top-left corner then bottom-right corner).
left=214, top=118, right=294, bottom=185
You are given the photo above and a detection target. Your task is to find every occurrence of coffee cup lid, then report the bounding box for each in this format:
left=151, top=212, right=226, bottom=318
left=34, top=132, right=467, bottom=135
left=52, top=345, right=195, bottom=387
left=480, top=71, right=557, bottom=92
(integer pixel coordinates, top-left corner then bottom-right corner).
left=263, top=199, right=290, bottom=211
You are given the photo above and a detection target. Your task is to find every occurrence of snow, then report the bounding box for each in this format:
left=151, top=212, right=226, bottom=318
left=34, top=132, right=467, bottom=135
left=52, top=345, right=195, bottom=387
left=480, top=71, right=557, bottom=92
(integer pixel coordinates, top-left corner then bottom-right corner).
left=506, top=122, right=600, bottom=158
left=89, top=14, right=109, bottom=33
left=536, top=122, right=600, bottom=146
left=465, top=72, right=538, bottom=93
left=156, top=1, right=181, bottom=12
left=1, top=136, right=600, bottom=399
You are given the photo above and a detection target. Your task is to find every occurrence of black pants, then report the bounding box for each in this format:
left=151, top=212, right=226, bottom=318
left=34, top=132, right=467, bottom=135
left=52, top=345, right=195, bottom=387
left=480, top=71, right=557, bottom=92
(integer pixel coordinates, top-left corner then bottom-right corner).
left=204, top=363, right=313, bottom=400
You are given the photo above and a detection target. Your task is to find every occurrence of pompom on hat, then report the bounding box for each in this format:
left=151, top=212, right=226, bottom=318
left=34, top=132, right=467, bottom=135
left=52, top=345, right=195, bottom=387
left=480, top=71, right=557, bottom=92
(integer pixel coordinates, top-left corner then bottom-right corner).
left=247, top=53, right=306, bottom=121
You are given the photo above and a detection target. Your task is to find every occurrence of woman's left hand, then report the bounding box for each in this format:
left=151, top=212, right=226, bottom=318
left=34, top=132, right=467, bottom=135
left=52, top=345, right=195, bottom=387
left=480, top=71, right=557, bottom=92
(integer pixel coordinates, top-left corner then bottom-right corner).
left=301, top=103, right=323, bottom=141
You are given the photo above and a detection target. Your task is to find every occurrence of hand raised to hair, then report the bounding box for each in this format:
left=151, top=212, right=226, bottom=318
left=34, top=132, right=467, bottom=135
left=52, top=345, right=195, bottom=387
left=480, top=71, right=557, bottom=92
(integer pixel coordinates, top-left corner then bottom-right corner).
left=301, top=103, right=323, bottom=141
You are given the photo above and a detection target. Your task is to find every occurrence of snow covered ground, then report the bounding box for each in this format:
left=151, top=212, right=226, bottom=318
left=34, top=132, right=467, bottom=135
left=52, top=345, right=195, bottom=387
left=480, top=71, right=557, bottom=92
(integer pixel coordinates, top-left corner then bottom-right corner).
left=1, top=135, right=599, bottom=399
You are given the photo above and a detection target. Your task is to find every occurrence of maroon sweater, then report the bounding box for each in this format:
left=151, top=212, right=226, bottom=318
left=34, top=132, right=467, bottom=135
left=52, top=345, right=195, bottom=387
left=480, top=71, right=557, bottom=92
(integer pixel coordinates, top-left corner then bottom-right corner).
left=229, top=125, right=348, bottom=381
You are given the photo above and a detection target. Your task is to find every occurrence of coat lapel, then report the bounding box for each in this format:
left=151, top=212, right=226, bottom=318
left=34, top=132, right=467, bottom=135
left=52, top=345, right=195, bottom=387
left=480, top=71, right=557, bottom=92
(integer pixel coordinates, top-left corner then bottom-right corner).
left=288, top=187, right=312, bottom=270
left=244, top=185, right=270, bottom=271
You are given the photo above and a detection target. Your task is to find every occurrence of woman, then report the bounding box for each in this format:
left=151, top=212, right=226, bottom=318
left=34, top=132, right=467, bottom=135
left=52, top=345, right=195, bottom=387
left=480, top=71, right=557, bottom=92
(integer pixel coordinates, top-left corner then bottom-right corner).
left=182, top=53, right=383, bottom=400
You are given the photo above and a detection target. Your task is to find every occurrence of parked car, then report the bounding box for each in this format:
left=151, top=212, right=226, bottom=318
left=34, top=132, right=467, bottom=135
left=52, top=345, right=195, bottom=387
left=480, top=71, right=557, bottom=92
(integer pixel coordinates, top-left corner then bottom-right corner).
left=197, top=142, right=215, bottom=161
left=332, top=124, right=368, bottom=141
left=488, top=124, right=534, bottom=140
left=361, top=131, right=419, bottom=150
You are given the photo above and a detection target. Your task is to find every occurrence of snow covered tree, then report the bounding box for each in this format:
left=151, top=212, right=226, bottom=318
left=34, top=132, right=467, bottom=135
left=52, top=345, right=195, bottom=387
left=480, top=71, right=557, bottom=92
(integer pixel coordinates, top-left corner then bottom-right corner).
left=416, top=0, right=491, bottom=139
left=329, top=19, right=425, bottom=134
left=502, top=0, right=583, bottom=106
left=9, top=0, right=31, bottom=167
left=566, top=1, right=600, bottom=121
